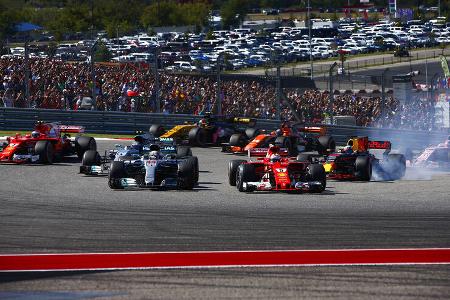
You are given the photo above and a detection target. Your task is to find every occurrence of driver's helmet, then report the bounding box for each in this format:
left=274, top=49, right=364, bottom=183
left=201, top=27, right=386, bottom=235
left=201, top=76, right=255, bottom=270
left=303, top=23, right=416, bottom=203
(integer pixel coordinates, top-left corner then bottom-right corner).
left=149, top=144, right=160, bottom=152
left=198, top=119, right=207, bottom=127
left=342, top=145, right=353, bottom=153
left=275, top=129, right=282, bottom=136
left=31, top=131, right=40, bottom=138
left=270, top=154, right=281, bottom=162
left=149, top=151, right=159, bottom=158
left=134, top=135, right=144, bottom=144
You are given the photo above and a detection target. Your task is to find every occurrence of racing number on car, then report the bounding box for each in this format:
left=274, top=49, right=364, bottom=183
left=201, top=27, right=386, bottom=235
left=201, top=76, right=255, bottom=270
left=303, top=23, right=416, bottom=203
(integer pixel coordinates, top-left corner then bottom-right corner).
left=146, top=160, right=157, bottom=166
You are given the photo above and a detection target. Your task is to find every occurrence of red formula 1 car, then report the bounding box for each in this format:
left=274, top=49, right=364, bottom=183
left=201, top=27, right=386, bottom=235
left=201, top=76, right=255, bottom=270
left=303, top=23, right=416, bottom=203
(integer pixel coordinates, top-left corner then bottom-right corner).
left=323, top=136, right=406, bottom=181
left=227, top=145, right=326, bottom=193
left=224, top=123, right=335, bottom=157
left=0, top=122, right=96, bottom=164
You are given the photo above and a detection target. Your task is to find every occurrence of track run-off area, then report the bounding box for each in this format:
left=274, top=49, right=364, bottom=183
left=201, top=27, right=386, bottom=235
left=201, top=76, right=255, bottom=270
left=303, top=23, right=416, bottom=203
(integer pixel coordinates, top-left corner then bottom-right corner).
left=0, top=140, right=449, bottom=299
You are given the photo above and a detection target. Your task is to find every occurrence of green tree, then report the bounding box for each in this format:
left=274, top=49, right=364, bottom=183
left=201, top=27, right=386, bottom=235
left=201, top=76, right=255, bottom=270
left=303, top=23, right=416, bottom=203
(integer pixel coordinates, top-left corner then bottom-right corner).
left=94, top=42, right=111, bottom=62
left=220, top=0, right=248, bottom=29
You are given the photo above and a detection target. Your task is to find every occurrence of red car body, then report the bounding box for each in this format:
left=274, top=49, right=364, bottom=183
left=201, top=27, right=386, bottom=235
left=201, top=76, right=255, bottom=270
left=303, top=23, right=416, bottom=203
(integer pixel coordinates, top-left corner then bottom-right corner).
left=228, top=148, right=326, bottom=193
left=0, top=122, right=95, bottom=164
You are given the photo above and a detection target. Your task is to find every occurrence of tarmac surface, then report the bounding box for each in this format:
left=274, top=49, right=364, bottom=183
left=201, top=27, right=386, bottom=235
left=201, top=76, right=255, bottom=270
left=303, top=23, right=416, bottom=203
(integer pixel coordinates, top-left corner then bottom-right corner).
left=0, top=141, right=449, bottom=299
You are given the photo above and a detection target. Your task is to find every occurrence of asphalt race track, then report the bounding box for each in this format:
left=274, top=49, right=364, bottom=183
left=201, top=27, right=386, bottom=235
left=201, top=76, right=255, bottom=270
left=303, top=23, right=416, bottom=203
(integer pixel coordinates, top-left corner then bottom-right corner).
left=0, top=140, right=449, bottom=299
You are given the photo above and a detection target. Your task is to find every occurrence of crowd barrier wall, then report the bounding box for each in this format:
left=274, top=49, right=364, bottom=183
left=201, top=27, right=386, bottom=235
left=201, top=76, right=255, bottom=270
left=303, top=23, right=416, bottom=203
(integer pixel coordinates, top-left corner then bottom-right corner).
left=0, top=108, right=447, bottom=149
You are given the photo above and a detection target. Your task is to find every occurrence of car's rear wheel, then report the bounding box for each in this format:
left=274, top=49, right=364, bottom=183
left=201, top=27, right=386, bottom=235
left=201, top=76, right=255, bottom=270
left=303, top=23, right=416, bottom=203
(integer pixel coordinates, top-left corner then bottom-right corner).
left=149, top=124, right=165, bottom=137
left=35, top=140, right=54, bottom=164
left=275, top=136, right=295, bottom=155
left=355, top=156, right=372, bottom=181
left=245, top=128, right=259, bottom=139
left=188, top=127, right=207, bottom=147
left=318, top=136, right=335, bottom=155
left=229, top=133, right=247, bottom=147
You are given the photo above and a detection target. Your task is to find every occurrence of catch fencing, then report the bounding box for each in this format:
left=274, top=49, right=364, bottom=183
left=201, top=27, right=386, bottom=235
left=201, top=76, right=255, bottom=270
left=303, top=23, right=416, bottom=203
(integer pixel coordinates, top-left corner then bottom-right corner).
left=0, top=108, right=448, bottom=149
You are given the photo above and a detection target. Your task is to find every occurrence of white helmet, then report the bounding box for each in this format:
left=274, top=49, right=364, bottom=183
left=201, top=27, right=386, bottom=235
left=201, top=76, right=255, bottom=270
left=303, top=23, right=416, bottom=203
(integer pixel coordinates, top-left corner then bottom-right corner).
left=31, top=131, right=40, bottom=138
left=343, top=145, right=352, bottom=153
left=149, top=150, right=159, bottom=158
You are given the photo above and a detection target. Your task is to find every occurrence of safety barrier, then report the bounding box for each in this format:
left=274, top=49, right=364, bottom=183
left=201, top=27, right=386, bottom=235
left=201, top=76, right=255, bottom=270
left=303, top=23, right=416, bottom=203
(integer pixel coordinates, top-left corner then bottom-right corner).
left=0, top=108, right=448, bottom=149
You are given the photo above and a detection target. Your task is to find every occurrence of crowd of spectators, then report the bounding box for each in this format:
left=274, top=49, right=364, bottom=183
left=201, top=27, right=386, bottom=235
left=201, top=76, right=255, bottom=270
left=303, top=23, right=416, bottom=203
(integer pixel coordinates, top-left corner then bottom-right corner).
left=0, top=57, right=436, bottom=130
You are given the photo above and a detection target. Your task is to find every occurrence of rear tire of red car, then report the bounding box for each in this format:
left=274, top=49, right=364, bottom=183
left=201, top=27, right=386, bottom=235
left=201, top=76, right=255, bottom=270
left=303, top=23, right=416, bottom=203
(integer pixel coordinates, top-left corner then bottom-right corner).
left=35, top=140, right=54, bottom=164
left=108, top=161, right=126, bottom=189
left=236, top=164, right=257, bottom=192
left=306, top=164, right=326, bottom=192
left=75, top=136, right=96, bottom=159
left=189, top=127, right=207, bottom=147
left=318, top=136, right=336, bottom=155
left=82, top=150, right=101, bottom=166
left=229, top=133, right=247, bottom=147
left=228, top=160, right=246, bottom=186
left=355, top=156, right=372, bottom=181
left=149, top=124, right=165, bottom=137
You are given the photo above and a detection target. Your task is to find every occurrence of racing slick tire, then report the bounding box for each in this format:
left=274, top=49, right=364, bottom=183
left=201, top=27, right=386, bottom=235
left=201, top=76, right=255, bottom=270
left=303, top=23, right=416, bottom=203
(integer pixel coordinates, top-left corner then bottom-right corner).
left=228, top=159, right=246, bottom=186
left=245, top=128, right=259, bottom=140
left=178, top=157, right=198, bottom=190
left=296, top=153, right=313, bottom=162
left=75, top=136, right=97, bottom=159
left=229, top=133, right=247, bottom=147
left=149, top=124, right=165, bottom=137
left=275, top=136, right=295, bottom=156
left=236, top=164, right=257, bottom=192
left=355, top=155, right=372, bottom=181
left=188, top=127, right=207, bottom=147
left=317, top=136, right=336, bottom=155
left=108, top=161, right=127, bottom=189
left=35, top=140, right=54, bottom=164
left=386, top=153, right=406, bottom=180
left=306, top=164, right=326, bottom=192
left=82, top=150, right=101, bottom=166
left=177, top=146, right=192, bottom=158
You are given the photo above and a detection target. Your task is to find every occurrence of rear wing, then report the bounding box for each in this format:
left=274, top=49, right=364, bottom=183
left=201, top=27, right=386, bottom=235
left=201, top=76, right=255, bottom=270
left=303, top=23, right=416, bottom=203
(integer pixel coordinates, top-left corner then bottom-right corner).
left=230, top=117, right=256, bottom=127
left=368, top=140, right=391, bottom=150
left=348, top=136, right=391, bottom=152
left=57, top=125, right=85, bottom=134
left=297, top=126, right=326, bottom=135
left=248, top=148, right=289, bottom=157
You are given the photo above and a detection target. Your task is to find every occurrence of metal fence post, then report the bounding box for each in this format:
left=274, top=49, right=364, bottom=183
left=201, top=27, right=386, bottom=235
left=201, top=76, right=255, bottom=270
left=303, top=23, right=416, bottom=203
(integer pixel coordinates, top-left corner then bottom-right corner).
left=329, top=62, right=337, bottom=124
left=24, top=42, right=30, bottom=108
left=154, top=46, right=160, bottom=113
left=216, top=53, right=223, bottom=115
left=381, top=68, right=390, bottom=121
left=276, top=64, right=281, bottom=120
